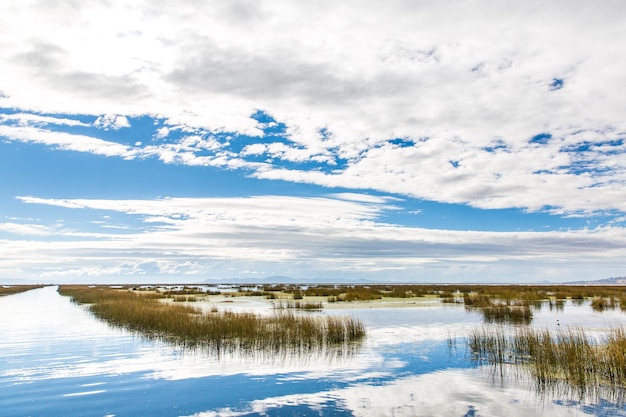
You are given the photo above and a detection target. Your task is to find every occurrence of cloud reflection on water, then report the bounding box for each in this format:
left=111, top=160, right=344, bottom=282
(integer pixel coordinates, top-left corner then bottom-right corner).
left=183, top=369, right=604, bottom=417
left=2, top=286, right=626, bottom=417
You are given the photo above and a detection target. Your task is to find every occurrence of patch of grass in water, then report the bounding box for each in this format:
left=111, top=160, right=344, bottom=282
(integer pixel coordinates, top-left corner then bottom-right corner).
left=467, top=326, right=626, bottom=403
left=58, top=285, right=364, bottom=355
left=274, top=300, right=324, bottom=310
left=481, top=303, right=533, bottom=324
left=590, top=297, right=618, bottom=312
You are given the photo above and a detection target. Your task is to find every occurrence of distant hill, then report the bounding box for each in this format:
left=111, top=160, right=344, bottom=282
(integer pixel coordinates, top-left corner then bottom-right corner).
left=565, top=276, right=626, bottom=285
left=203, top=276, right=377, bottom=285
left=203, top=275, right=626, bottom=286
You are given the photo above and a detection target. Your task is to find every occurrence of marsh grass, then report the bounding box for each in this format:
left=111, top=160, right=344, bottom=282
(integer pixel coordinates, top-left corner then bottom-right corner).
left=590, top=297, right=618, bottom=312
left=468, top=326, right=626, bottom=402
left=237, top=284, right=626, bottom=311
left=463, top=294, right=493, bottom=307
left=441, top=296, right=462, bottom=304
left=274, top=300, right=324, bottom=310
left=163, top=286, right=207, bottom=295
left=0, top=285, right=46, bottom=296
left=481, top=303, right=533, bottom=324
left=173, top=295, right=199, bottom=302
left=58, top=285, right=364, bottom=355
left=463, top=293, right=534, bottom=324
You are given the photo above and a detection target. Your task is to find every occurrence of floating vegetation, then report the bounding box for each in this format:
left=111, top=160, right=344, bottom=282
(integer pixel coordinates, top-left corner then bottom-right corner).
left=467, top=326, right=626, bottom=403
left=0, top=285, right=46, bottom=296
left=58, top=286, right=364, bottom=356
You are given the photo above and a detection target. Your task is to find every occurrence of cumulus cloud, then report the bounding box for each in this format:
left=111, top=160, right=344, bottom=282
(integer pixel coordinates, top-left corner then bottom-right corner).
left=0, top=0, right=624, bottom=217
left=94, top=114, right=131, bottom=130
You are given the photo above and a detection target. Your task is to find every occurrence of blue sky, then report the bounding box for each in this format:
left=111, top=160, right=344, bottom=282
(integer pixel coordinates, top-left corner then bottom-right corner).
left=1, top=0, right=625, bottom=283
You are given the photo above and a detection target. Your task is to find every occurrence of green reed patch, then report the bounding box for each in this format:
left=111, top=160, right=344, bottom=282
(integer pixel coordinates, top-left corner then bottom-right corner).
left=58, top=285, right=364, bottom=354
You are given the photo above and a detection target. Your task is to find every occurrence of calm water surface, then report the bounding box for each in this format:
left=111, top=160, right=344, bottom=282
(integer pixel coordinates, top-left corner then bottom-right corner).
left=2, top=286, right=626, bottom=416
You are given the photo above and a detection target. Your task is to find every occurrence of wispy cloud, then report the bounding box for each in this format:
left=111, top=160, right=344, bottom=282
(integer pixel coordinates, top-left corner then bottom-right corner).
left=4, top=195, right=625, bottom=281
left=0, top=222, right=54, bottom=236
left=0, top=125, right=138, bottom=158
left=0, top=113, right=90, bottom=127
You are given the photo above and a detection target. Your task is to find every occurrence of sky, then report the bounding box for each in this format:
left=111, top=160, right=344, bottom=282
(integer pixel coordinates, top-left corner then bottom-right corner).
left=1, top=0, right=625, bottom=284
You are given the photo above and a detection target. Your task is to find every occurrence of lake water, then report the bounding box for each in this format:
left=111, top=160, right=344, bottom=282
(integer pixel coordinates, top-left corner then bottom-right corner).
left=2, top=286, right=626, bottom=416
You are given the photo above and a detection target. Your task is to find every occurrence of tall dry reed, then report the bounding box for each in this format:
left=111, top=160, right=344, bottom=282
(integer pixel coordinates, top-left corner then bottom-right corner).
left=0, top=285, right=46, bottom=296
left=58, top=285, right=365, bottom=355
left=468, top=325, right=626, bottom=402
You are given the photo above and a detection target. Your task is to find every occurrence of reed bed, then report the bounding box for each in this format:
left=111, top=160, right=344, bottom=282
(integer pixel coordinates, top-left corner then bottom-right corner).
left=172, top=295, right=199, bottom=302
left=468, top=326, right=626, bottom=401
left=0, top=285, right=46, bottom=296
left=480, top=304, right=533, bottom=324
left=274, top=300, right=324, bottom=310
left=247, top=283, right=626, bottom=309
left=590, top=297, right=618, bottom=312
left=58, top=285, right=364, bottom=355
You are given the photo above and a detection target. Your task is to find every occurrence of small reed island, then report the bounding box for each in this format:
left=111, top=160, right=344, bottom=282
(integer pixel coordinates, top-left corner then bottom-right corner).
left=58, top=285, right=366, bottom=355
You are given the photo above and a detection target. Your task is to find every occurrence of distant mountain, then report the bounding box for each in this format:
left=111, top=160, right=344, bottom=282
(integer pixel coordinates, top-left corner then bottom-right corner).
left=203, top=276, right=295, bottom=284
left=202, top=275, right=626, bottom=286
left=565, top=276, right=626, bottom=285
left=202, top=276, right=378, bottom=285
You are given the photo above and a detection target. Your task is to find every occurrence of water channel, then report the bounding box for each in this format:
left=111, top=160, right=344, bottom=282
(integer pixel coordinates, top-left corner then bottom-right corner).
left=2, top=286, right=626, bottom=416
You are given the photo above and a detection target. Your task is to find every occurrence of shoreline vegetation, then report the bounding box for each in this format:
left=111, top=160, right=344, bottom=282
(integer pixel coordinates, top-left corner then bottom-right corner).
left=127, top=282, right=626, bottom=324
left=5, top=283, right=626, bottom=399
left=57, top=285, right=366, bottom=355
left=0, top=284, right=46, bottom=296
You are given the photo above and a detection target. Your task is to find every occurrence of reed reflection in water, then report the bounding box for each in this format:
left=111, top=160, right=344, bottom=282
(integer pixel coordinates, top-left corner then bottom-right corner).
left=468, top=325, right=626, bottom=406
left=58, top=285, right=366, bottom=358
left=3, top=286, right=626, bottom=416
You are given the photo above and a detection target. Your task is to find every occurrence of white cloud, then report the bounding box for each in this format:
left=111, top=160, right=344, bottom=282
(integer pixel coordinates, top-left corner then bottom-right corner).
left=0, top=125, right=137, bottom=158
left=3, top=195, right=625, bottom=282
left=241, top=143, right=267, bottom=156
left=155, top=127, right=170, bottom=138
left=0, top=113, right=90, bottom=127
left=329, top=193, right=400, bottom=204
left=253, top=135, right=626, bottom=215
left=1, top=0, right=625, bottom=217
left=0, top=0, right=625, bottom=286
left=184, top=369, right=591, bottom=417
left=94, top=114, right=130, bottom=130
left=0, top=223, right=54, bottom=236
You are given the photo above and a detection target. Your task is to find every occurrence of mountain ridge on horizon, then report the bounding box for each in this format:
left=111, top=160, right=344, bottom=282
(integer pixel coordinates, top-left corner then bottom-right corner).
left=2, top=275, right=625, bottom=286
